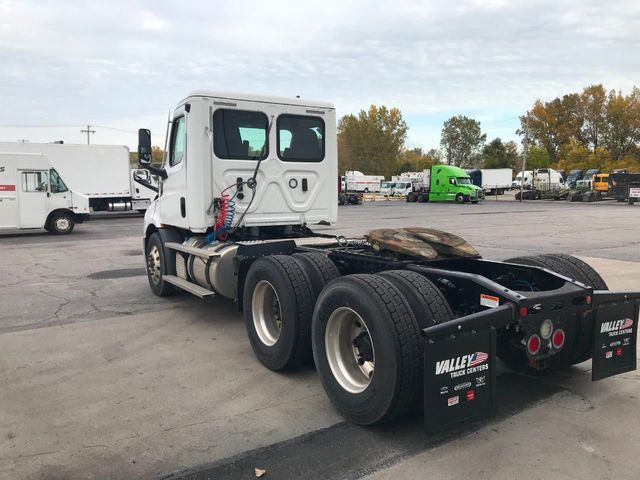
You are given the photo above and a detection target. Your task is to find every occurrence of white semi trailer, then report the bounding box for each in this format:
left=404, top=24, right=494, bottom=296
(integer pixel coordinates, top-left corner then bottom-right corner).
left=136, top=91, right=638, bottom=431
left=0, top=152, right=90, bottom=233
left=0, top=142, right=157, bottom=212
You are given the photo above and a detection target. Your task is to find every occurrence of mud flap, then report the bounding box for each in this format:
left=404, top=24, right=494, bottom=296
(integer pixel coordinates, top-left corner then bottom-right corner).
left=591, top=291, right=640, bottom=381
left=423, top=327, right=497, bottom=432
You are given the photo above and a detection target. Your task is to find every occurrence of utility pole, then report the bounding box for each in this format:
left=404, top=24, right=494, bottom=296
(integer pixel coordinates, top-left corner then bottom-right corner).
left=81, top=124, right=96, bottom=144
left=17, top=138, right=29, bottom=143
left=520, top=122, right=528, bottom=203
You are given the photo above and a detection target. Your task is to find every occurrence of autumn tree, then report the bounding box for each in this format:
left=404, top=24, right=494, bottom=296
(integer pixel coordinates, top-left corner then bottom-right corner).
left=440, top=116, right=486, bottom=168
left=338, top=105, right=408, bottom=178
left=396, top=147, right=441, bottom=173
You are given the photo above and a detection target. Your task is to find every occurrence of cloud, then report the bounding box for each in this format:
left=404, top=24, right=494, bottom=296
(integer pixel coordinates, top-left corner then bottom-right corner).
left=0, top=0, right=638, bottom=149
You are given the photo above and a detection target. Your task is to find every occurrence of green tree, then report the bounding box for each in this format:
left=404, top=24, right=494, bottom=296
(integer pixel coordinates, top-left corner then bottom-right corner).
left=482, top=138, right=522, bottom=170
left=526, top=146, right=551, bottom=170
left=338, top=105, right=408, bottom=178
left=440, top=115, right=486, bottom=168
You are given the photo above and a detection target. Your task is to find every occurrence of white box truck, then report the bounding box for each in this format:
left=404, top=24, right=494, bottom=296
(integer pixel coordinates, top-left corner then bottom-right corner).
left=0, top=152, right=90, bottom=234
left=344, top=171, right=384, bottom=193
left=0, top=143, right=157, bottom=212
left=468, top=168, right=512, bottom=195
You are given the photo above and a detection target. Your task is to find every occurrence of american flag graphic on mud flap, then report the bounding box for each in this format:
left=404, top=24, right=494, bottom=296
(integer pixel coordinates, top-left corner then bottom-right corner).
left=469, top=352, right=489, bottom=367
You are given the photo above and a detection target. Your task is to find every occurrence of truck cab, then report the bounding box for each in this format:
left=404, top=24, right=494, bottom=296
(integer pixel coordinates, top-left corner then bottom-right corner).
left=0, top=152, right=90, bottom=234
left=428, top=165, right=483, bottom=203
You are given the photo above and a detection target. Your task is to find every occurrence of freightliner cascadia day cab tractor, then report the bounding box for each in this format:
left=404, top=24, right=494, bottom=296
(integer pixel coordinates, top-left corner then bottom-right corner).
left=0, top=152, right=90, bottom=234
left=404, top=165, right=484, bottom=203
left=139, top=91, right=639, bottom=430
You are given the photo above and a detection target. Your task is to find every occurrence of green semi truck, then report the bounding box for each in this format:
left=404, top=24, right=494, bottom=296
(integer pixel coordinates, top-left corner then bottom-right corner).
left=406, top=165, right=485, bottom=203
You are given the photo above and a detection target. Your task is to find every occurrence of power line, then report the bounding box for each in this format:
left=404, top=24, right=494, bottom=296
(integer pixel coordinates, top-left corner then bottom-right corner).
left=80, top=124, right=96, bottom=145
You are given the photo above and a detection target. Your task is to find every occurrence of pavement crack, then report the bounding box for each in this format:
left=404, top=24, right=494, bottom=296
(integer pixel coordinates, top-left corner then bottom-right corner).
left=0, top=450, right=59, bottom=462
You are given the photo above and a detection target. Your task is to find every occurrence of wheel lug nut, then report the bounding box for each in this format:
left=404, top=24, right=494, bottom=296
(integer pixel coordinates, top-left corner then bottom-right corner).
left=357, top=357, right=365, bottom=365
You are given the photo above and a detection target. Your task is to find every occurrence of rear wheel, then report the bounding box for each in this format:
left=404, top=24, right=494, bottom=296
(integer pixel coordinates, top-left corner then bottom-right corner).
left=406, top=192, right=416, bottom=202
left=378, top=270, right=452, bottom=329
left=312, top=275, right=421, bottom=425
left=504, top=254, right=608, bottom=367
left=293, top=252, right=340, bottom=299
left=244, top=255, right=315, bottom=371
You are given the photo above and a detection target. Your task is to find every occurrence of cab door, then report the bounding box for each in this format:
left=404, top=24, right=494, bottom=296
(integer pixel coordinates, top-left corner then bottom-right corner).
left=18, top=170, right=48, bottom=228
left=159, top=110, right=188, bottom=228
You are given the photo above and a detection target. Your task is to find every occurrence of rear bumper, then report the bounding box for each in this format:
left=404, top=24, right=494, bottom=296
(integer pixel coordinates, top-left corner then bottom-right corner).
left=421, top=290, right=639, bottom=431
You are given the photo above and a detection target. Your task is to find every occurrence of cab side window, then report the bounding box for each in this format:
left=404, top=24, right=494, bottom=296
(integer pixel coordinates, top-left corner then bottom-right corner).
left=22, top=171, right=48, bottom=192
left=169, top=116, right=186, bottom=167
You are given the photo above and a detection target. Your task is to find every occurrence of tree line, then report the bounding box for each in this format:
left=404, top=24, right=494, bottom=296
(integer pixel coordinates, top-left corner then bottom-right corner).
left=338, top=84, right=640, bottom=177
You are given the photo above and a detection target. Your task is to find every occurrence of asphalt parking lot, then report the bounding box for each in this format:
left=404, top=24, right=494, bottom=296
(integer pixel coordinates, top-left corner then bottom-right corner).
left=1, top=198, right=639, bottom=480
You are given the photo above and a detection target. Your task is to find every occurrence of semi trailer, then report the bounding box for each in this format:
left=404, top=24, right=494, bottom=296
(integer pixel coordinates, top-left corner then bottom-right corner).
left=0, top=142, right=157, bottom=212
left=138, top=91, right=638, bottom=430
left=0, top=152, right=90, bottom=233
left=467, top=168, right=513, bottom=195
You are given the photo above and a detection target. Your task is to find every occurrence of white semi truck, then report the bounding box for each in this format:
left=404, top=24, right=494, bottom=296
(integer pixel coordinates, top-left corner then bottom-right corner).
left=0, top=152, right=90, bottom=233
left=137, top=91, right=639, bottom=431
left=0, top=142, right=157, bottom=212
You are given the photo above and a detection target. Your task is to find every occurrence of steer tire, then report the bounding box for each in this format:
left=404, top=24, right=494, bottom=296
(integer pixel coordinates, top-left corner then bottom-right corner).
left=243, top=255, right=315, bottom=371
left=49, top=212, right=75, bottom=234
left=378, top=270, right=453, bottom=329
left=145, top=232, right=176, bottom=297
left=293, top=252, right=341, bottom=299
left=455, top=193, right=465, bottom=204
left=312, top=274, right=422, bottom=425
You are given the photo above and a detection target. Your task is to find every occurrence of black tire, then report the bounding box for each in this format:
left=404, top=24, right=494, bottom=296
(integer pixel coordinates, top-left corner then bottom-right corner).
left=312, top=274, right=422, bottom=425
left=417, top=193, right=425, bottom=203
left=293, top=252, right=340, bottom=299
left=504, top=254, right=607, bottom=367
left=243, top=255, right=315, bottom=371
left=49, top=212, right=74, bottom=234
left=377, top=270, right=453, bottom=329
left=406, top=192, right=416, bottom=202
left=145, top=232, right=176, bottom=297
left=455, top=193, right=465, bottom=204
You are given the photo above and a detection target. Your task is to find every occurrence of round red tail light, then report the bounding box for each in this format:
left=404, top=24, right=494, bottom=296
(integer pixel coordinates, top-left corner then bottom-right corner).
left=526, top=334, right=541, bottom=355
left=552, top=329, right=565, bottom=349
left=520, top=307, right=528, bottom=318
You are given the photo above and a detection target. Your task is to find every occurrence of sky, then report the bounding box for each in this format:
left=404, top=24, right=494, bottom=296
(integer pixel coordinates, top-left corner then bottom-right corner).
left=0, top=0, right=639, bottom=151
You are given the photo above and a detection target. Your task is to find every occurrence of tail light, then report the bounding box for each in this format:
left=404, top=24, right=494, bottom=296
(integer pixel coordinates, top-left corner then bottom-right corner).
left=552, top=329, right=565, bottom=349
left=585, top=295, right=592, bottom=305
left=526, top=334, right=541, bottom=355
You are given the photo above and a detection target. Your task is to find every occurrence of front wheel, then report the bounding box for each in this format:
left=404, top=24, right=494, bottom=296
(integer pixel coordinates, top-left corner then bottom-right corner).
left=49, top=212, right=74, bottom=234
left=455, top=193, right=465, bottom=204
left=145, top=232, right=175, bottom=297
left=312, top=274, right=421, bottom=425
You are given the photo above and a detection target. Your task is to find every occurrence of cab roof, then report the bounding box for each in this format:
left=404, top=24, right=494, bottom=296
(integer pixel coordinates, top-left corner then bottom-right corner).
left=182, top=91, right=335, bottom=110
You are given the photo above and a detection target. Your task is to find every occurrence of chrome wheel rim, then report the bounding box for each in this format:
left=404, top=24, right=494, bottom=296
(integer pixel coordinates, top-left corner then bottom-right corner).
left=252, top=280, right=282, bottom=346
left=147, top=245, right=161, bottom=285
left=55, top=217, right=70, bottom=231
left=325, top=307, right=375, bottom=394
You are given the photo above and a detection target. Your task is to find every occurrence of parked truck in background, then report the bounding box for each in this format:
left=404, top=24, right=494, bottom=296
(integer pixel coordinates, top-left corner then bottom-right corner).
left=609, top=172, right=640, bottom=203
left=136, top=90, right=638, bottom=431
left=344, top=171, right=384, bottom=193
left=405, top=165, right=484, bottom=203
left=0, top=142, right=157, bottom=212
left=566, top=169, right=584, bottom=189
left=0, top=152, right=90, bottom=234
left=467, top=168, right=513, bottom=195
left=512, top=170, right=533, bottom=189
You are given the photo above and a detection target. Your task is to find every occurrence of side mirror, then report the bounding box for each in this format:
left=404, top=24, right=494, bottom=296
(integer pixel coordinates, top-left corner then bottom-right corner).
left=138, top=129, right=152, bottom=165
